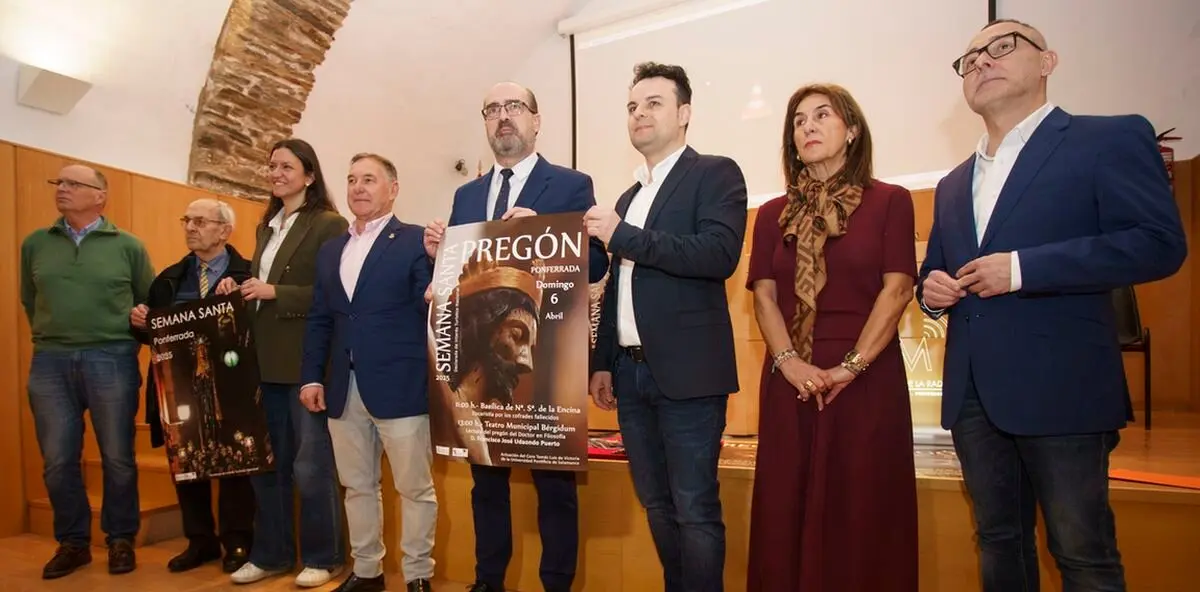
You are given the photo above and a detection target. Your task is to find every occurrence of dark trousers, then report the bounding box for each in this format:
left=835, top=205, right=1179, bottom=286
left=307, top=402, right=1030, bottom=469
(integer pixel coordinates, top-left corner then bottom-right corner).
left=471, top=464, right=578, bottom=592
left=27, top=342, right=142, bottom=547
left=176, top=475, right=255, bottom=553
left=249, top=382, right=346, bottom=570
left=953, top=376, right=1126, bottom=592
left=613, top=350, right=728, bottom=592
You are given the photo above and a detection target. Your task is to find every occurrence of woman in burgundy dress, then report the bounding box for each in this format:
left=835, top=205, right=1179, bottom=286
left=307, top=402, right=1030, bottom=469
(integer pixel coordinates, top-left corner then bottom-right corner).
left=745, top=83, right=919, bottom=591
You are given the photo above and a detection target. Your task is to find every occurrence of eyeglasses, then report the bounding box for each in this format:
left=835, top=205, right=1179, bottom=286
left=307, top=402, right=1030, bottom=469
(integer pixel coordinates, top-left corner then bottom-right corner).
left=180, top=216, right=226, bottom=228
left=481, top=100, right=534, bottom=120
left=952, top=31, right=1044, bottom=77
left=47, top=178, right=103, bottom=191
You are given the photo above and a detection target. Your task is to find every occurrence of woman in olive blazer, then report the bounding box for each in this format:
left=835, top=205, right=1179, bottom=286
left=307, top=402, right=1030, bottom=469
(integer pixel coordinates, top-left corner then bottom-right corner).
left=218, top=138, right=349, bottom=588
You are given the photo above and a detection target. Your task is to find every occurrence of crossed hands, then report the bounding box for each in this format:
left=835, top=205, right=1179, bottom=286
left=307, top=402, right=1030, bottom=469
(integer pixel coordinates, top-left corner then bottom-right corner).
left=779, top=360, right=856, bottom=411
left=213, top=277, right=276, bottom=301
left=922, top=252, right=1013, bottom=309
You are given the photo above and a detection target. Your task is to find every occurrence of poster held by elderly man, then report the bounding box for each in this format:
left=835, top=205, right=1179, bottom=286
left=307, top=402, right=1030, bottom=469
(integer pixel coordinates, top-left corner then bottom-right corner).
left=427, top=212, right=591, bottom=471
left=147, top=292, right=273, bottom=482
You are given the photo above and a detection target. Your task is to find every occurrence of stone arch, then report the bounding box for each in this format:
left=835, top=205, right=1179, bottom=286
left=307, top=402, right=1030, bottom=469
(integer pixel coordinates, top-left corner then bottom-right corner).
left=188, top=0, right=352, bottom=200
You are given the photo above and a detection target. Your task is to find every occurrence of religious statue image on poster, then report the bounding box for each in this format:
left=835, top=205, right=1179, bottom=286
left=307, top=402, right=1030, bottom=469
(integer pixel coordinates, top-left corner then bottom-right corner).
left=147, top=292, right=273, bottom=482
left=427, top=212, right=591, bottom=471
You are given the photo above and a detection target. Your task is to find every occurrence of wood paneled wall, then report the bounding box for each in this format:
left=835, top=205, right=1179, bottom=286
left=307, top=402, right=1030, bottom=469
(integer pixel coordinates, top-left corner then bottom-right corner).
left=2, top=138, right=1196, bottom=537
left=0, top=140, right=267, bottom=537
left=587, top=161, right=1198, bottom=433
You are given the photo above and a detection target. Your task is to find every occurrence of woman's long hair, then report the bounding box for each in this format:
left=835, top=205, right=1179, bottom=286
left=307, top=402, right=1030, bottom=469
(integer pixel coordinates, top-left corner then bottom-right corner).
left=259, top=138, right=337, bottom=227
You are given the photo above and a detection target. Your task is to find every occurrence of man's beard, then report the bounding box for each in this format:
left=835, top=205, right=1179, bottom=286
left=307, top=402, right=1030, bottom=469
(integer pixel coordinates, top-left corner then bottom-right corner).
left=489, top=126, right=525, bottom=157
left=481, top=349, right=525, bottom=404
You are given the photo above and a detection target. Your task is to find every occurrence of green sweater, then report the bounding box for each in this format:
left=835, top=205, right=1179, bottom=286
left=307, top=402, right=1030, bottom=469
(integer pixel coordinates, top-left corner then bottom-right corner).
left=20, top=217, right=155, bottom=351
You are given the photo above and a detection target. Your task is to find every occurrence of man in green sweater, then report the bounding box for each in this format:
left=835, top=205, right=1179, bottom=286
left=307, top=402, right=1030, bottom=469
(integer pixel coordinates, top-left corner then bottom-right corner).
left=19, top=164, right=155, bottom=580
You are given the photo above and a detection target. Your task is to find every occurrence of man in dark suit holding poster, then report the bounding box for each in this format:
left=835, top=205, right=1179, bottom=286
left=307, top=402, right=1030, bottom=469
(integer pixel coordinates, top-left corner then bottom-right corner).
left=585, top=62, right=748, bottom=592
left=920, top=19, right=1187, bottom=591
left=423, top=82, right=609, bottom=592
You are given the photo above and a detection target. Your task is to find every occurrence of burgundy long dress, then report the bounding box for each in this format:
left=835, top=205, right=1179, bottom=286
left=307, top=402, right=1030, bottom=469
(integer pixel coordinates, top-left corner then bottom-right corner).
left=745, top=180, right=919, bottom=592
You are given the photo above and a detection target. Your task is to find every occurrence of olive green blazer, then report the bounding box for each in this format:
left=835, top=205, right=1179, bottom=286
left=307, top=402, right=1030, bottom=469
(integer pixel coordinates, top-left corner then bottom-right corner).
left=250, top=208, right=349, bottom=384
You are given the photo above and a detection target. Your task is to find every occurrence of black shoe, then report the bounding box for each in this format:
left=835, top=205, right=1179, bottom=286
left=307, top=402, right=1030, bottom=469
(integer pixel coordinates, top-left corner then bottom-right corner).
left=167, top=542, right=220, bottom=573
left=467, top=582, right=502, bottom=592
left=42, top=544, right=92, bottom=579
left=408, top=578, right=433, bottom=592
left=107, top=539, right=136, bottom=575
left=333, top=573, right=386, bottom=592
left=222, top=545, right=249, bottom=573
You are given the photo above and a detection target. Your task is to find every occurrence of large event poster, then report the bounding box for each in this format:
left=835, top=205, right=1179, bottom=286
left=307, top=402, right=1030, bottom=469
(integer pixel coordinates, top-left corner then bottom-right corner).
left=427, top=212, right=591, bottom=471
left=147, top=292, right=273, bottom=482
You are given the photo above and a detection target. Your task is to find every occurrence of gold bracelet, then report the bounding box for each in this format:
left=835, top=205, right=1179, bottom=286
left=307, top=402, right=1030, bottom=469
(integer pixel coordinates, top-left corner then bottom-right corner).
left=841, top=349, right=869, bottom=375
left=772, top=348, right=798, bottom=373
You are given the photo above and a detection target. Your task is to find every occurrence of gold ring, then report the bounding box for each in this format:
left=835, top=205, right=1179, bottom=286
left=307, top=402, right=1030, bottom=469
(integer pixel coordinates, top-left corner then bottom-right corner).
left=803, top=379, right=816, bottom=392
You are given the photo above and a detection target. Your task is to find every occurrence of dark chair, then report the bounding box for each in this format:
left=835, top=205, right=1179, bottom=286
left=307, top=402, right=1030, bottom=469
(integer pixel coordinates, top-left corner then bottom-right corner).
left=1112, top=286, right=1152, bottom=429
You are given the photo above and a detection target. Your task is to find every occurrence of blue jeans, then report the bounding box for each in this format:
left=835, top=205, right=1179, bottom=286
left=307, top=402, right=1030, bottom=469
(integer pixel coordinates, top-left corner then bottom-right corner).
left=249, top=382, right=345, bottom=570
left=613, top=350, right=727, bottom=592
left=953, top=385, right=1126, bottom=592
left=27, top=342, right=142, bottom=547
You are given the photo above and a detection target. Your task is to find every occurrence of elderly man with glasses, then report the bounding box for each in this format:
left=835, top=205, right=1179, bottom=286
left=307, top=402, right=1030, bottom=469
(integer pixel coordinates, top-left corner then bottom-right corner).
left=129, top=198, right=256, bottom=575
left=20, top=164, right=156, bottom=579
left=920, top=19, right=1187, bottom=591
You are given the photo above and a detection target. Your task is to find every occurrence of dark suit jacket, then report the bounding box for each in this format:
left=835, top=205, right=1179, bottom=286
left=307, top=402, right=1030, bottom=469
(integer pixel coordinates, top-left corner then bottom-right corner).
left=250, top=209, right=348, bottom=385
left=133, top=245, right=253, bottom=448
left=301, top=216, right=433, bottom=420
left=918, top=108, right=1187, bottom=436
left=591, top=146, right=749, bottom=399
left=449, top=153, right=610, bottom=283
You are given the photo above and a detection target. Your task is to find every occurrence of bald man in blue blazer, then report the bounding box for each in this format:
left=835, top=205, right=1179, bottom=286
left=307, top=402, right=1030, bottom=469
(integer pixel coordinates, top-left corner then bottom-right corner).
left=920, top=20, right=1186, bottom=591
left=423, top=82, right=609, bottom=592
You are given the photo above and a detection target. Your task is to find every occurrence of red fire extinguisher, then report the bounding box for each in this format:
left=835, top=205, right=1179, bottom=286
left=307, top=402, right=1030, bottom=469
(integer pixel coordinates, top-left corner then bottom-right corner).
left=1156, top=127, right=1181, bottom=182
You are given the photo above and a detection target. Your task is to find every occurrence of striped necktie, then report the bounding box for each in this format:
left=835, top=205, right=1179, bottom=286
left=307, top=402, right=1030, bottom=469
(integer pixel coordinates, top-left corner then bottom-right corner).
left=199, top=261, right=210, bottom=297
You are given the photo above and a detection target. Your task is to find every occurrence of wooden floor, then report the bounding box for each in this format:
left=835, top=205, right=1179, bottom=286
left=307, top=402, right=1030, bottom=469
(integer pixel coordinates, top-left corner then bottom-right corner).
left=0, top=534, right=469, bottom=592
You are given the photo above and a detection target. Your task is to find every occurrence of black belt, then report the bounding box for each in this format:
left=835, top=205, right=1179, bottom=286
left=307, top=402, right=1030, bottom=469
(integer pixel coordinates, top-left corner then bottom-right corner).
left=621, top=346, right=646, bottom=363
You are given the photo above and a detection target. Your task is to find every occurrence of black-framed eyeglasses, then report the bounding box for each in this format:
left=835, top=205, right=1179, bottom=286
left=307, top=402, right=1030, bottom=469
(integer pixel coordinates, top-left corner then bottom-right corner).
left=952, top=31, right=1044, bottom=77
left=47, top=178, right=103, bottom=191
left=481, top=100, right=534, bottom=120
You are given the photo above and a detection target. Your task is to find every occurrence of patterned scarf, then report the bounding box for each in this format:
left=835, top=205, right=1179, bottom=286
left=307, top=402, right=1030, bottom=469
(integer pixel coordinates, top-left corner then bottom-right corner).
left=778, top=167, right=864, bottom=362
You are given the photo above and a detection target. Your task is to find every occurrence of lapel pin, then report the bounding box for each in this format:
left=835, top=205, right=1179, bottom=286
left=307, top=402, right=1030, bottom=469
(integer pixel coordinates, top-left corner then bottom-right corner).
left=388, top=233, right=395, bottom=239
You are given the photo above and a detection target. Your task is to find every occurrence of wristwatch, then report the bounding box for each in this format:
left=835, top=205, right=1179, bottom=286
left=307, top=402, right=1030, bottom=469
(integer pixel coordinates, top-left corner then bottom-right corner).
left=841, top=350, right=869, bottom=375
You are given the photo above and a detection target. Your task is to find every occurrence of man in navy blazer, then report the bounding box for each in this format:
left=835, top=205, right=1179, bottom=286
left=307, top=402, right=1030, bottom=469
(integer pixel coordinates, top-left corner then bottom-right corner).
left=586, top=63, right=747, bottom=592
left=920, top=20, right=1187, bottom=592
left=423, top=82, right=609, bottom=592
left=301, top=153, right=436, bottom=592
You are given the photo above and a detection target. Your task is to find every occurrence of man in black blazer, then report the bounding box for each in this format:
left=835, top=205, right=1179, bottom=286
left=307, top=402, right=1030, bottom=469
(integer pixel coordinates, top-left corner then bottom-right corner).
left=586, top=62, right=748, bottom=592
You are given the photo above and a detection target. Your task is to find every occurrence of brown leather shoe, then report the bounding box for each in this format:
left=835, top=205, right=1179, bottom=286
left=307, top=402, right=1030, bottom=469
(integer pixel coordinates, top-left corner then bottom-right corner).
left=108, top=538, right=136, bottom=575
left=42, top=544, right=92, bottom=579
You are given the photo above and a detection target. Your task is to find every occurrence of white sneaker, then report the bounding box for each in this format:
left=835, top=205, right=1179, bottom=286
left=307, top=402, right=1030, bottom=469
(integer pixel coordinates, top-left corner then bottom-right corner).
left=295, top=566, right=341, bottom=588
left=230, top=562, right=287, bottom=584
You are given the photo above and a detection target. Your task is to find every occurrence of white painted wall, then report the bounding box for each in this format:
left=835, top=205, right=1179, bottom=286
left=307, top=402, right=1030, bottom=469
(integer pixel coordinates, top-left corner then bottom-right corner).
left=0, top=0, right=234, bottom=181
left=293, top=0, right=586, bottom=226
left=1, top=0, right=1194, bottom=215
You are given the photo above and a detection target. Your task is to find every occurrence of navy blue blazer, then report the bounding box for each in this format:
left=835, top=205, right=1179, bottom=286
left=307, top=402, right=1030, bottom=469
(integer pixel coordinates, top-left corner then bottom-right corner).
left=448, top=154, right=609, bottom=283
left=301, top=215, right=433, bottom=420
left=918, top=108, right=1186, bottom=436
left=591, top=146, right=749, bottom=400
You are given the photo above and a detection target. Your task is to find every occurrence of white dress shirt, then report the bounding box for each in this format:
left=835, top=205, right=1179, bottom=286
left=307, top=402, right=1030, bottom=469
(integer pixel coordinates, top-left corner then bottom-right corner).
left=617, top=144, right=688, bottom=347
left=972, top=101, right=1056, bottom=293
left=340, top=214, right=392, bottom=301
left=257, top=209, right=301, bottom=282
left=486, top=152, right=539, bottom=220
